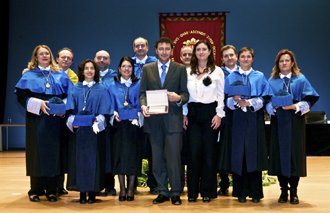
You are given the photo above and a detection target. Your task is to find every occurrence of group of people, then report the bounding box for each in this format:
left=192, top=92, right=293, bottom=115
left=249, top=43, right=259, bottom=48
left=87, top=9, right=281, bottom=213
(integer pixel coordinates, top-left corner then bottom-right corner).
left=14, top=36, right=319, bottom=206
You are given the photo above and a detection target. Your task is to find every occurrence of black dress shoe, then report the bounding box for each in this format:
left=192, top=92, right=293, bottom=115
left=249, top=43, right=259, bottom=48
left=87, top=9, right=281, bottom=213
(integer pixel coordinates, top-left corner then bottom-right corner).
left=290, top=188, right=299, bottom=204
left=188, top=197, right=197, bottom=202
left=290, top=196, right=299, bottom=204
left=171, top=196, right=182, bottom=205
left=252, top=198, right=260, bottom=203
left=238, top=197, right=247, bottom=203
left=57, top=188, right=69, bottom=196
left=217, top=189, right=229, bottom=196
left=46, top=194, right=58, bottom=202
left=152, top=194, right=169, bottom=204
left=29, top=195, right=40, bottom=202
left=278, top=190, right=288, bottom=203
left=88, top=192, right=96, bottom=204
left=202, top=197, right=211, bottom=203
left=79, top=192, right=87, bottom=204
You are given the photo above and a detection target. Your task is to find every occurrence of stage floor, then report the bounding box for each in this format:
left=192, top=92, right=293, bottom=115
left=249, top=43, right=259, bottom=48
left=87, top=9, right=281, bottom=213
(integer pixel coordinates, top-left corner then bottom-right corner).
left=0, top=151, right=329, bottom=213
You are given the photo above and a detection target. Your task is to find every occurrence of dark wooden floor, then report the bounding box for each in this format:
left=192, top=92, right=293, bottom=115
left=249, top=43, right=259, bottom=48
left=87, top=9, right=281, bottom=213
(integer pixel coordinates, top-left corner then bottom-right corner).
left=0, top=151, right=329, bottom=213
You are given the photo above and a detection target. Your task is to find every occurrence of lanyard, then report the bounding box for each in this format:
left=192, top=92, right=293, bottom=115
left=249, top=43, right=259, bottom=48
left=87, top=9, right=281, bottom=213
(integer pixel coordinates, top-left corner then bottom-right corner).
left=82, top=85, right=94, bottom=111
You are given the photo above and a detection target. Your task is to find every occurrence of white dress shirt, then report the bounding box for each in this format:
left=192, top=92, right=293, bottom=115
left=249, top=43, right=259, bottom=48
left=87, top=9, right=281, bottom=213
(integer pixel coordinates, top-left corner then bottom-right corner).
left=183, top=66, right=225, bottom=118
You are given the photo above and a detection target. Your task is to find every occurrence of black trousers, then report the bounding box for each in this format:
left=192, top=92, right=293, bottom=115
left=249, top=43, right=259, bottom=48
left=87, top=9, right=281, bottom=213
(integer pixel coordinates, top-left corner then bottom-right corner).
left=278, top=175, right=300, bottom=189
left=29, top=176, right=57, bottom=196
left=232, top=155, right=263, bottom=199
left=187, top=102, right=218, bottom=198
left=219, top=172, right=230, bottom=190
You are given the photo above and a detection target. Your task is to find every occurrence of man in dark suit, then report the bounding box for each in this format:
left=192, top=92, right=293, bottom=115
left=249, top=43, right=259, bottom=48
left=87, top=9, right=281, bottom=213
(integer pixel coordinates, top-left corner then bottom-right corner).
left=140, top=37, right=189, bottom=205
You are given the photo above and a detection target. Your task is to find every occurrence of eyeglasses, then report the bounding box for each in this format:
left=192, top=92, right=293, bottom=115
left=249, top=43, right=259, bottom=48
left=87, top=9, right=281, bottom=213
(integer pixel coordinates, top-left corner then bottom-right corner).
left=182, top=53, right=192, bottom=57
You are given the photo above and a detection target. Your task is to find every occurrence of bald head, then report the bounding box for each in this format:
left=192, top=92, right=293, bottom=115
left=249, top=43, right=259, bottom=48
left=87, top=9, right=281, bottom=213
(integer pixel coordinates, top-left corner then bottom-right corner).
left=94, top=50, right=111, bottom=71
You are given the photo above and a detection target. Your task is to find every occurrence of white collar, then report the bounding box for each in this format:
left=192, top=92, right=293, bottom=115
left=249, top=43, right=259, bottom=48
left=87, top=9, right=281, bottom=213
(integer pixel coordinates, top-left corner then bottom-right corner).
left=225, top=65, right=238, bottom=73
left=280, top=72, right=292, bottom=79
left=120, top=77, right=132, bottom=87
left=38, top=65, right=50, bottom=71
left=157, top=60, right=170, bottom=68
left=136, top=55, right=148, bottom=64
left=238, top=67, right=252, bottom=75
left=100, top=69, right=109, bottom=77
left=82, top=80, right=95, bottom=87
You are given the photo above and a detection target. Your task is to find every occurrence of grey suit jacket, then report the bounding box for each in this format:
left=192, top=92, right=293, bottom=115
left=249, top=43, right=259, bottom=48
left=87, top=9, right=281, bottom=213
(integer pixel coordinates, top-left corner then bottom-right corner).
left=140, top=61, right=189, bottom=133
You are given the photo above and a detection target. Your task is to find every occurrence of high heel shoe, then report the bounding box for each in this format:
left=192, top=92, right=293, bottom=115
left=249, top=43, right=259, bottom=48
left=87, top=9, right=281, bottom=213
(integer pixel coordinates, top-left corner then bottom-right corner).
left=119, top=191, right=126, bottom=201
left=126, top=190, right=134, bottom=201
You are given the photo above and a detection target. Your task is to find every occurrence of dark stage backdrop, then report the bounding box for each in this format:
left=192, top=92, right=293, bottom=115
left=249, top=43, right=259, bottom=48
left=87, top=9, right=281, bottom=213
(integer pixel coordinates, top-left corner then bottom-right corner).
left=4, top=0, right=330, bottom=149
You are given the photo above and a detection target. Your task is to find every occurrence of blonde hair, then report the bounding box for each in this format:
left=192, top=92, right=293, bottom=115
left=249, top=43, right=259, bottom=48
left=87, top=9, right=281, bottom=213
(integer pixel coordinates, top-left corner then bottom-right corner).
left=27, top=45, right=60, bottom=71
left=271, top=49, right=300, bottom=78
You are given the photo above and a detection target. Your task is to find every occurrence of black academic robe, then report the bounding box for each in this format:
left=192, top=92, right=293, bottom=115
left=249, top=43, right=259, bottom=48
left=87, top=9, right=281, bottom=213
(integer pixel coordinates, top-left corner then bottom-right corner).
left=66, top=82, right=112, bottom=192
left=220, top=70, right=272, bottom=176
left=268, top=73, right=319, bottom=177
left=109, top=78, right=142, bottom=175
left=15, top=68, right=72, bottom=177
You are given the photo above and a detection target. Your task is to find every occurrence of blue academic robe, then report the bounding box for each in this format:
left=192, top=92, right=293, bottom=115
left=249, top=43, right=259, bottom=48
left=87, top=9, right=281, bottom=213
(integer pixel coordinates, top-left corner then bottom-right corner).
left=15, top=68, right=72, bottom=177
left=66, top=82, right=112, bottom=192
left=108, top=78, right=142, bottom=175
left=221, top=65, right=239, bottom=79
left=132, top=56, right=157, bottom=79
left=100, top=69, right=117, bottom=88
left=223, top=70, right=272, bottom=176
left=268, top=74, right=319, bottom=177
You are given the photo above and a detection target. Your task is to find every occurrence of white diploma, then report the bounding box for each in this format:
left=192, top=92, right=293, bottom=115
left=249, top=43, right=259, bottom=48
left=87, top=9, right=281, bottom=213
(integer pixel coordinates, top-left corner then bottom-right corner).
left=146, top=89, right=168, bottom=114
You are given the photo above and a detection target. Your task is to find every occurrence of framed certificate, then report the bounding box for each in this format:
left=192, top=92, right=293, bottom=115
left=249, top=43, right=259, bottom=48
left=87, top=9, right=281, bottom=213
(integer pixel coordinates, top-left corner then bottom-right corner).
left=146, top=89, right=168, bottom=114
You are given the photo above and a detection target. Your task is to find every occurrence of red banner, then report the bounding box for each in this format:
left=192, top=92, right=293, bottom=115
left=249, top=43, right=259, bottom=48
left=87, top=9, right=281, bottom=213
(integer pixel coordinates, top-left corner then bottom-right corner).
left=159, top=12, right=226, bottom=65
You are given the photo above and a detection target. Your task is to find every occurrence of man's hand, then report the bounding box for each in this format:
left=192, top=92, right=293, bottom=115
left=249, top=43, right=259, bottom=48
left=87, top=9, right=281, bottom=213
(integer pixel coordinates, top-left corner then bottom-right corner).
left=183, top=115, right=188, bottom=130
left=141, top=105, right=150, bottom=117
left=167, top=91, right=181, bottom=102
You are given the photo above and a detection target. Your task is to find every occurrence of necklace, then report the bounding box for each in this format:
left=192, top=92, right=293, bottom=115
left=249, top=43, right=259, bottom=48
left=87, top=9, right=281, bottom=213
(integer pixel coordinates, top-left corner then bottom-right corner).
left=82, top=85, right=94, bottom=111
left=197, top=66, right=207, bottom=75
left=41, top=70, right=51, bottom=88
left=122, top=85, right=129, bottom=107
left=282, top=77, right=291, bottom=92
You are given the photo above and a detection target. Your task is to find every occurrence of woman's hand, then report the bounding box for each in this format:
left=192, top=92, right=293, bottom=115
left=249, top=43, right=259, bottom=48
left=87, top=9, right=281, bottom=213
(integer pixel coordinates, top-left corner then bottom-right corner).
left=114, top=113, right=121, bottom=122
left=233, top=95, right=241, bottom=102
left=237, top=99, right=250, bottom=108
left=40, top=100, right=50, bottom=115
left=211, top=115, right=221, bottom=130
left=282, top=104, right=297, bottom=111
left=183, top=116, right=188, bottom=130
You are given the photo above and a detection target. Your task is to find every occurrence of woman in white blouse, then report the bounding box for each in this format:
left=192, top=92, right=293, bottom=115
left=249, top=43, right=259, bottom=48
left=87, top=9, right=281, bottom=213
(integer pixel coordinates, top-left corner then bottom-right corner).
left=183, top=40, right=225, bottom=202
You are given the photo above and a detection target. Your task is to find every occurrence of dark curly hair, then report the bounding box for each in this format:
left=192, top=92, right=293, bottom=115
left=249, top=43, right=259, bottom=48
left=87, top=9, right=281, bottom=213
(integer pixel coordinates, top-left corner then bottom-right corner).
left=77, top=59, right=100, bottom=83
